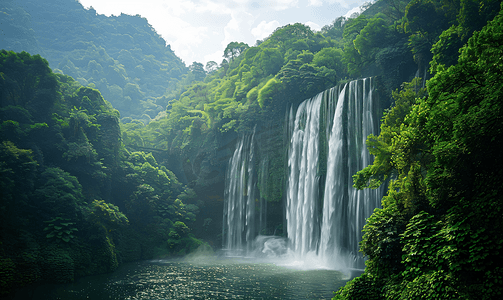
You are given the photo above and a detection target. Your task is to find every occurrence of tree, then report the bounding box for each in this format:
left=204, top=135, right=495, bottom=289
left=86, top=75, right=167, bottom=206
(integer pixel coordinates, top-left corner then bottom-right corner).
left=205, top=61, right=218, bottom=74
left=0, top=50, right=59, bottom=120
left=353, top=17, right=390, bottom=59
left=278, top=52, right=336, bottom=103
left=312, top=47, right=344, bottom=74
left=382, top=0, right=408, bottom=20
left=189, top=62, right=206, bottom=82
left=321, top=16, right=346, bottom=39
left=341, top=15, right=369, bottom=76
left=0, top=141, right=37, bottom=207
left=253, top=48, right=283, bottom=76
left=87, top=199, right=128, bottom=231
left=223, top=42, right=249, bottom=61
left=257, top=77, right=282, bottom=108
left=403, top=0, right=450, bottom=66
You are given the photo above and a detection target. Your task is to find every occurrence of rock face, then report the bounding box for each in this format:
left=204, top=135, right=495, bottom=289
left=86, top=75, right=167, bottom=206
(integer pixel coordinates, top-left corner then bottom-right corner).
left=163, top=114, right=287, bottom=247
left=182, top=77, right=390, bottom=252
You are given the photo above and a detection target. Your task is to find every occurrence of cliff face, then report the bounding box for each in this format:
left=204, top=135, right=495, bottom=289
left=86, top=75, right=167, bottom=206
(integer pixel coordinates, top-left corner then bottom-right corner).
left=173, top=76, right=392, bottom=247
left=162, top=112, right=288, bottom=246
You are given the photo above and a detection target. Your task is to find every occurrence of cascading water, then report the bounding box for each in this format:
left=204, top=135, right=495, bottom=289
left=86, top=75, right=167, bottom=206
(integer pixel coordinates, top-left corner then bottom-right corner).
left=317, top=78, right=384, bottom=269
left=318, top=84, right=348, bottom=265
left=223, top=78, right=384, bottom=270
left=286, top=92, right=323, bottom=256
left=222, top=132, right=256, bottom=256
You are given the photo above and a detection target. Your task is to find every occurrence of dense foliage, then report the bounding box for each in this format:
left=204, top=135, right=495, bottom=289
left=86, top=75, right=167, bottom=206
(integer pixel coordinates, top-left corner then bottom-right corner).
left=0, top=50, right=205, bottom=295
left=132, top=16, right=409, bottom=147
left=335, top=2, right=503, bottom=299
left=120, top=6, right=421, bottom=205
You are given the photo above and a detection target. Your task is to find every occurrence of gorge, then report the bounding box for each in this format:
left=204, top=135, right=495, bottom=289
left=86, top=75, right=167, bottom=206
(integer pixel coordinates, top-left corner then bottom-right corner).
left=2, top=0, right=502, bottom=298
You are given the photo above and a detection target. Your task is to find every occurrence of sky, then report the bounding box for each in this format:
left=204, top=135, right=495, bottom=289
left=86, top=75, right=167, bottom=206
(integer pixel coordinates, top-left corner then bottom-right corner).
left=78, top=0, right=368, bottom=66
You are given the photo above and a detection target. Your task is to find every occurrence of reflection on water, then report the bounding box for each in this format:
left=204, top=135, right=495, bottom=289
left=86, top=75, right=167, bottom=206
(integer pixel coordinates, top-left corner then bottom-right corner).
left=13, top=256, right=350, bottom=300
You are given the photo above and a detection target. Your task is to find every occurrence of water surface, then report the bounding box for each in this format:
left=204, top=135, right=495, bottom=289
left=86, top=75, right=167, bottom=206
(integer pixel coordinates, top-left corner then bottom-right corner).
left=17, top=257, right=349, bottom=299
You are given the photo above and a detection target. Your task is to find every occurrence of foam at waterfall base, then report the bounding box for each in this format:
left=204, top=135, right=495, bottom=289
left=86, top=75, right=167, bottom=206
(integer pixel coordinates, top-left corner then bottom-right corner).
left=219, top=235, right=362, bottom=278
left=251, top=235, right=288, bottom=258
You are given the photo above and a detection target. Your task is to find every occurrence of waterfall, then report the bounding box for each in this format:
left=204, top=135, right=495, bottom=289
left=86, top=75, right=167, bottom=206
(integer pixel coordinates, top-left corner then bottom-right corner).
left=286, top=78, right=383, bottom=269
left=317, top=78, right=384, bottom=269
left=222, top=78, right=384, bottom=269
left=286, top=92, right=322, bottom=256
left=222, top=131, right=256, bottom=255
left=318, top=84, right=347, bottom=264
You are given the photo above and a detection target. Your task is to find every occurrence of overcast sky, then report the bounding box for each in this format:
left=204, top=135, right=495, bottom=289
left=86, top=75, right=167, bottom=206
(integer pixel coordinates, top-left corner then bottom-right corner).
left=78, top=0, right=367, bottom=66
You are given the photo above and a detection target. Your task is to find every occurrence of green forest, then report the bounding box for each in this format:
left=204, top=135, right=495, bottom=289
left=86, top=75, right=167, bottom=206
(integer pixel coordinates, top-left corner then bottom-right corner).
left=1, top=0, right=502, bottom=298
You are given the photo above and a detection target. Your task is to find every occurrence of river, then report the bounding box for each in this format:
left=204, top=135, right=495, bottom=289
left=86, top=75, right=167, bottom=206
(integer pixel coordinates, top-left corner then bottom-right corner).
left=10, top=255, right=352, bottom=300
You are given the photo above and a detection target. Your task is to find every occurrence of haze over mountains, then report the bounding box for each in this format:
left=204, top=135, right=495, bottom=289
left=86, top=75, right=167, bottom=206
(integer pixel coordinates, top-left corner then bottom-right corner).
left=2, top=0, right=188, bottom=120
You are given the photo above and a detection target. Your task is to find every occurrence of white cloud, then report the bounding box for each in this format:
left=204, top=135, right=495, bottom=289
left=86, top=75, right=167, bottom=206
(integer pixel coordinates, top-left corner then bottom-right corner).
left=194, top=0, right=232, bottom=15
left=251, top=20, right=281, bottom=40
left=252, top=0, right=299, bottom=11
left=272, top=0, right=300, bottom=10
left=306, top=0, right=361, bottom=9
left=78, top=0, right=369, bottom=65
left=222, top=10, right=254, bottom=47
left=161, top=0, right=196, bottom=16
left=305, top=21, right=321, bottom=31
left=344, top=6, right=361, bottom=18
left=204, top=49, right=226, bottom=65
left=308, top=0, right=324, bottom=7
left=166, top=25, right=210, bottom=64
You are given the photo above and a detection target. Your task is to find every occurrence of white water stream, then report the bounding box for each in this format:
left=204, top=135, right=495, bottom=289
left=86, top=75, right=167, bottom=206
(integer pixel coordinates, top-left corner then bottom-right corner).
left=223, top=78, right=384, bottom=270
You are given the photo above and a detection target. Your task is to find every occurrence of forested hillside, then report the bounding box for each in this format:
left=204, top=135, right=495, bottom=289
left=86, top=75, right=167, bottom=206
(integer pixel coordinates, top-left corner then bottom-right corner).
left=1, top=0, right=192, bottom=121
left=0, top=51, right=206, bottom=296
left=120, top=3, right=420, bottom=206
left=1, top=0, right=502, bottom=298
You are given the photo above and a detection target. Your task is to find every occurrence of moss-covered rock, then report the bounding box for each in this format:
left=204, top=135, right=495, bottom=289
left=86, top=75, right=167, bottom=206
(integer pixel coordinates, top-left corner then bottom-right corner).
left=40, top=246, right=75, bottom=283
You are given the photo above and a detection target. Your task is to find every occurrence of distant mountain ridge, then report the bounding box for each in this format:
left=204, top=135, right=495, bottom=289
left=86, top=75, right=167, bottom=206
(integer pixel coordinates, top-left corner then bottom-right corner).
left=1, top=0, right=188, bottom=120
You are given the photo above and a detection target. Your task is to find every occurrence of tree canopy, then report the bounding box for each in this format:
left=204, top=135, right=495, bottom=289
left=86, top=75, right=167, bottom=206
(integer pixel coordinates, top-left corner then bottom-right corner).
left=336, top=4, right=503, bottom=299
left=0, top=50, right=205, bottom=295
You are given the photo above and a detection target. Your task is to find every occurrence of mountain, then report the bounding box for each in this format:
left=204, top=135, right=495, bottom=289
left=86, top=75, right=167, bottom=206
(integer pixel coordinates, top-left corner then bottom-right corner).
left=1, top=0, right=189, bottom=120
